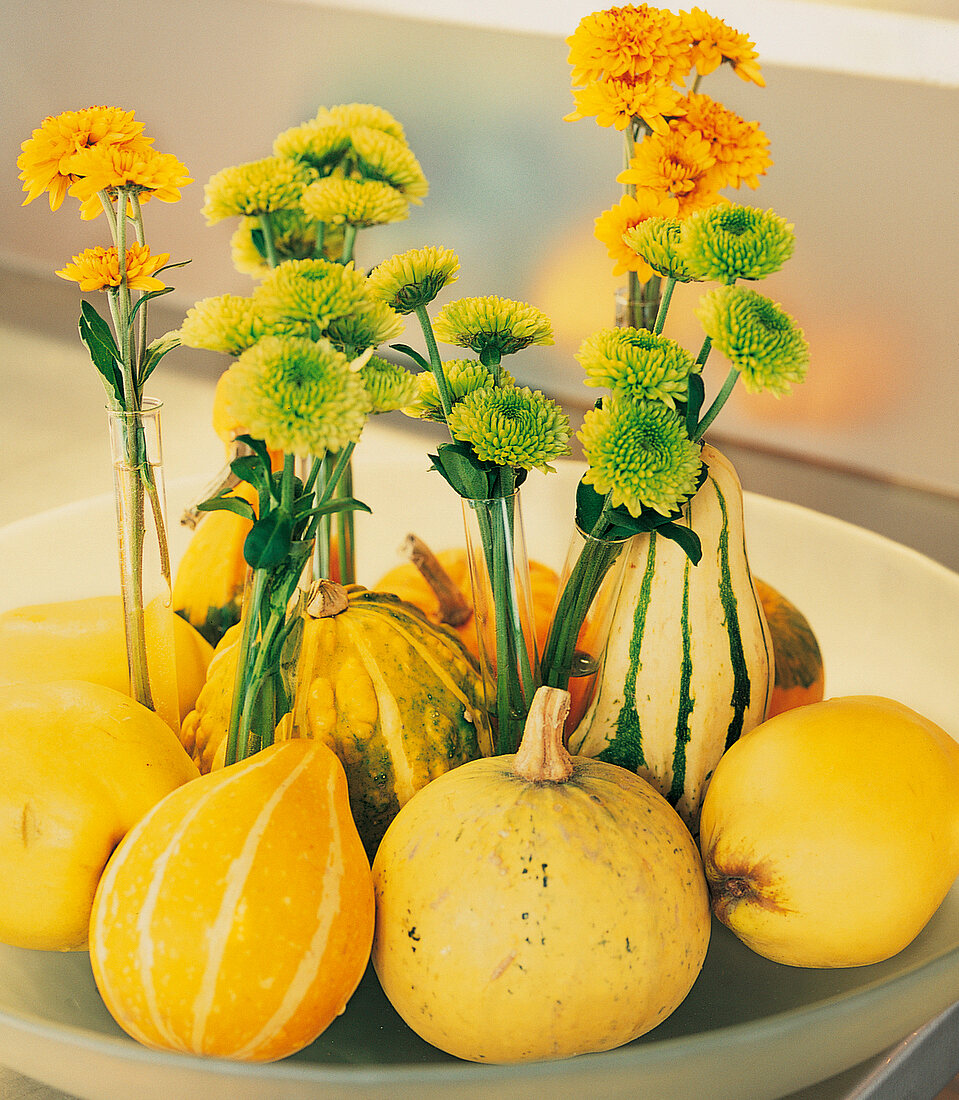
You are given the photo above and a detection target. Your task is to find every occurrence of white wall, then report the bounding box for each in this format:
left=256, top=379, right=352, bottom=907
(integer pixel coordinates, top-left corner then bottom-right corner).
left=3, top=0, right=958, bottom=495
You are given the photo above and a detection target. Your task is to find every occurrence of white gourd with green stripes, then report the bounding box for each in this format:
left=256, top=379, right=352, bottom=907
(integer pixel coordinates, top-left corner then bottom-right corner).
left=569, top=444, right=774, bottom=832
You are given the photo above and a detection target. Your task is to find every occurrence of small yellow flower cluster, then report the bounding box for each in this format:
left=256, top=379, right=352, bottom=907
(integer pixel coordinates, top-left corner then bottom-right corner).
left=18, top=105, right=190, bottom=409
left=566, top=5, right=770, bottom=285
left=204, top=102, right=429, bottom=273
left=18, top=106, right=191, bottom=216
left=183, top=103, right=437, bottom=460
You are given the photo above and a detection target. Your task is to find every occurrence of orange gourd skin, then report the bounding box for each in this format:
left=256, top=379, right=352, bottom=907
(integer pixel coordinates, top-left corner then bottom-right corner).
left=755, top=579, right=825, bottom=717
left=88, top=740, right=374, bottom=1062
left=373, top=550, right=593, bottom=730
left=374, top=549, right=558, bottom=663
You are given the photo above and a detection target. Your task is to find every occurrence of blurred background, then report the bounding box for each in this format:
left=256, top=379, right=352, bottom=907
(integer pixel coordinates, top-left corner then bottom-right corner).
left=2, top=0, right=958, bottom=562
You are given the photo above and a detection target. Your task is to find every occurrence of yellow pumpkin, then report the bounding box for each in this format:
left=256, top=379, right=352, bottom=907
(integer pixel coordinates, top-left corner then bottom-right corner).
left=89, top=739, right=373, bottom=1061
left=754, top=578, right=825, bottom=717
left=0, top=595, right=213, bottom=725
left=0, top=680, right=198, bottom=951
left=372, top=686, right=711, bottom=1063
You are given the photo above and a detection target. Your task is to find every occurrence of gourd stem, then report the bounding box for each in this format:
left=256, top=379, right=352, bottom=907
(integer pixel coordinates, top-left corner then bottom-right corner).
left=403, top=534, right=473, bottom=627
left=513, top=687, right=574, bottom=782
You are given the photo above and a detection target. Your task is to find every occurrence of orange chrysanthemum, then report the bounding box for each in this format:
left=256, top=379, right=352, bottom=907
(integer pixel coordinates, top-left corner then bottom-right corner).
left=594, top=191, right=679, bottom=277
left=566, top=4, right=692, bottom=87
left=565, top=75, right=686, bottom=135
left=680, top=7, right=765, bottom=86
left=674, top=92, right=772, bottom=190
left=618, top=127, right=725, bottom=213
left=68, top=143, right=192, bottom=220
left=17, top=106, right=151, bottom=211
left=55, top=241, right=169, bottom=293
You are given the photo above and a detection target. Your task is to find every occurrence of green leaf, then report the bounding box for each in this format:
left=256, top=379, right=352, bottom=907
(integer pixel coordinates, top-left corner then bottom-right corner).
left=685, top=373, right=705, bottom=439
left=299, top=496, right=372, bottom=521
left=390, top=343, right=431, bottom=372
left=128, top=284, right=175, bottom=327
left=230, top=453, right=272, bottom=497
left=196, top=493, right=256, bottom=521
left=77, top=303, right=124, bottom=405
left=244, top=510, right=293, bottom=569
left=155, top=258, right=192, bottom=275
left=656, top=521, right=703, bottom=565
left=428, top=441, right=495, bottom=500
left=140, top=330, right=181, bottom=387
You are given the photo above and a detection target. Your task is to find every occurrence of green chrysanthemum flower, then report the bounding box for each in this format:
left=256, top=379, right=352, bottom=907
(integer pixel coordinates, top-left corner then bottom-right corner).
left=300, top=177, right=409, bottom=227
left=325, top=299, right=405, bottom=353
left=433, top=296, right=554, bottom=361
left=402, top=359, right=515, bottom=421
left=178, top=295, right=261, bottom=355
left=201, top=157, right=317, bottom=225
left=447, top=386, right=570, bottom=472
left=272, top=120, right=352, bottom=172
left=349, top=127, right=429, bottom=203
left=229, top=210, right=345, bottom=277
left=623, top=216, right=698, bottom=282
left=360, top=355, right=419, bottom=413
left=316, top=103, right=407, bottom=142
left=683, top=204, right=795, bottom=282
left=577, top=327, right=699, bottom=408
left=252, top=258, right=371, bottom=337
left=366, top=246, right=460, bottom=314
left=696, top=284, right=809, bottom=396
left=579, top=397, right=703, bottom=518
left=226, top=336, right=371, bottom=457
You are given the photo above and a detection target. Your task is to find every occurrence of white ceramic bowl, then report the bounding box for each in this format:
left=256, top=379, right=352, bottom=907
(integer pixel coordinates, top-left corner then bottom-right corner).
left=0, top=456, right=957, bottom=1100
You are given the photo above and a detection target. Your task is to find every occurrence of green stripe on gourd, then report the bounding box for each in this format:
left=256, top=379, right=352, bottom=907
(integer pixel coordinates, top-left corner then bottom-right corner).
left=569, top=444, right=774, bottom=832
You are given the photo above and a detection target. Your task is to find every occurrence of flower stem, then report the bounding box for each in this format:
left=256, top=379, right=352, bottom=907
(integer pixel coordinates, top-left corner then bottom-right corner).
left=653, top=276, right=677, bottom=335
left=258, top=213, right=279, bottom=268
left=414, top=304, right=455, bottom=419
left=694, top=358, right=738, bottom=443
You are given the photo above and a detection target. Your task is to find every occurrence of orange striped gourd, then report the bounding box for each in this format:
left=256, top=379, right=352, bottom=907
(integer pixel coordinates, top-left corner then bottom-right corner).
left=88, top=739, right=373, bottom=1062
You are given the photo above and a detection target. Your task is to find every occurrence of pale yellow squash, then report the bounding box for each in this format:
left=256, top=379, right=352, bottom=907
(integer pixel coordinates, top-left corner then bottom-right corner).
left=372, top=686, right=711, bottom=1063
left=0, top=680, right=199, bottom=951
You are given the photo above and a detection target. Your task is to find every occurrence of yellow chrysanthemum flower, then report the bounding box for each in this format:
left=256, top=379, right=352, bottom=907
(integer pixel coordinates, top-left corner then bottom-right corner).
left=683, top=204, right=795, bottom=282
left=622, top=216, right=698, bottom=281
left=594, top=192, right=680, bottom=278
left=617, top=127, right=724, bottom=214
left=366, top=246, right=460, bottom=314
left=229, top=211, right=345, bottom=277
left=252, top=258, right=372, bottom=337
left=18, top=106, right=150, bottom=211
left=300, top=177, right=409, bottom=228
left=680, top=7, right=765, bottom=86
left=178, top=294, right=261, bottom=356
left=324, top=299, right=405, bottom=353
left=564, top=75, right=686, bottom=135
left=360, top=355, right=419, bottom=414
left=433, top=296, right=554, bottom=360
left=696, top=285, right=809, bottom=396
left=272, top=120, right=352, bottom=172
left=347, top=127, right=429, bottom=204
left=566, top=4, right=692, bottom=87
left=675, top=93, right=772, bottom=191
left=201, top=156, right=317, bottom=224
left=225, top=336, right=372, bottom=457
left=315, top=103, right=407, bottom=142
left=68, top=143, right=192, bottom=220
left=577, top=327, right=699, bottom=407
left=54, top=241, right=168, bottom=293
left=578, top=396, right=702, bottom=517
left=447, top=386, right=571, bottom=473
left=402, top=359, right=514, bottom=421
